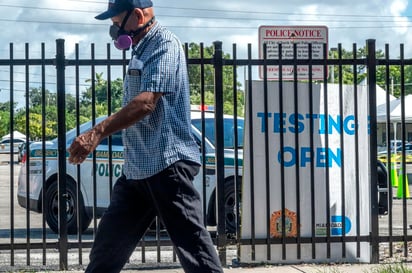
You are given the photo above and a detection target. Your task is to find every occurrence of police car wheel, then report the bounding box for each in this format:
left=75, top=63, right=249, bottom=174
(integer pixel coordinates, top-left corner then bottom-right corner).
left=377, top=160, right=389, bottom=215
left=223, top=177, right=242, bottom=234
left=45, top=180, right=92, bottom=234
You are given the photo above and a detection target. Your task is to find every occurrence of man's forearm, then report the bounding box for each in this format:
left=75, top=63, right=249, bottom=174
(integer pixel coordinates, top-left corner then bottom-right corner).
left=91, top=91, right=162, bottom=141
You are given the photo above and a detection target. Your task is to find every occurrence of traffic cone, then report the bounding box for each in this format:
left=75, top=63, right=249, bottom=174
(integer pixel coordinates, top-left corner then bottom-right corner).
left=390, top=163, right=398, bottom=187
left=396, top=168, right=410, bottom=198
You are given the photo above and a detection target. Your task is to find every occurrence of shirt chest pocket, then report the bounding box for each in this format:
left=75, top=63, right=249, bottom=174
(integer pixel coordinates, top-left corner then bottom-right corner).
left=126, top=72, right=142, bottom=97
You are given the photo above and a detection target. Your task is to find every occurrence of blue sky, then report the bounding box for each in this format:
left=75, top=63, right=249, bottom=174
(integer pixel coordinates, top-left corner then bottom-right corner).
left=405, top=2, right=412, bottom=16
left=0, top=0, right=411, bottom=106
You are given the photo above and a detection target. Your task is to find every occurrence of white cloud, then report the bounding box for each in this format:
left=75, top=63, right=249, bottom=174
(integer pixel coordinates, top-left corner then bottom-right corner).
left=389, top=0, right=409, bottom=34
left=2, top=0, right=412, bottom=105
left=390, top=0, right=408, bottom=14
left=2, top=0, right=411, bottom=54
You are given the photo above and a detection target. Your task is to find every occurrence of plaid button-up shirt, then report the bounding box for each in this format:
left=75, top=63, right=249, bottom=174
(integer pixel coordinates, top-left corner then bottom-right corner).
left=121, top=22, right=200, bottom=180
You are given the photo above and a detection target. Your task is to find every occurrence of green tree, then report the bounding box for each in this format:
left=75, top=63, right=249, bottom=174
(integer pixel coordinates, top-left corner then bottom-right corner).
left=28, top=87, right=57, bottom=108
left=83, top=72, right=124, bottom=113
left=0, top=102, right=14, bottom=137
left=1, top=87, right=79, bottom=140
left=328, top=47, right=374, bottom=85
left=186, top=43, right=244, bottom=116
left=0, top=111, right=10, bottom=137
left=328, top=46, right=412, bottom=98
left=0, top=101, right=16, bottom=112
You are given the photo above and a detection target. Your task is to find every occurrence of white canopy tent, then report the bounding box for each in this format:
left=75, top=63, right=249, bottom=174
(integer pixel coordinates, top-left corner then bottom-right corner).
left=375, top=84, right=396, bottom=106
left=1, top=130, right=27, bottom=140
left=358, top=80, right=397, bottom=146
left=358, top=79, right=396, bottom=106
left=377, top=94, right=412, bottom=145
left=377, top=94, right=412, bottom=123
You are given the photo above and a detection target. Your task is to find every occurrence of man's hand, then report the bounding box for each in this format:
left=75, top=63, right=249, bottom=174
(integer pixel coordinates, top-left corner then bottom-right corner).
left=68, top=129, right=101, bottom=165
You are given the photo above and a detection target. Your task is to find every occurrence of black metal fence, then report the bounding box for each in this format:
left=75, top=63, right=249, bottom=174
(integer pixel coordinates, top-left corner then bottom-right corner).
left=0, top=39, right=411, bottom=271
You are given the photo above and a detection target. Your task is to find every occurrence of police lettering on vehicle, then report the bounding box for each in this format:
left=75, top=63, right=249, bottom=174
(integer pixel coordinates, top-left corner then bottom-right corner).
left=95, top=163, right=124, bottom=178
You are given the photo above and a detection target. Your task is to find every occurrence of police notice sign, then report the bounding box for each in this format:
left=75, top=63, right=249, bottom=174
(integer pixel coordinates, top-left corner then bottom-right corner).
left=259, top=25, right=328, bottom=80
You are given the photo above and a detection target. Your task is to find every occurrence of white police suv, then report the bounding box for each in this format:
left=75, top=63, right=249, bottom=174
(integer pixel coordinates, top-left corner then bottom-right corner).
left=18, top=110, right=244, bottom=234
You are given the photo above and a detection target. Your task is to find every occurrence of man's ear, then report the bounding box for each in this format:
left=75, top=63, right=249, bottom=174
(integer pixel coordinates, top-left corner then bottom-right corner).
left=134, top=8, right=145, bottom=25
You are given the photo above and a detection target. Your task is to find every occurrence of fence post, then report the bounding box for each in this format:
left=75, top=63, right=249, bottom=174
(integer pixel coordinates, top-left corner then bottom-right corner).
left=55, top=39, right=68, bottom=270
left=213, top=41, right=227, bottom=265
left=366, top=39, right=379, bottom=263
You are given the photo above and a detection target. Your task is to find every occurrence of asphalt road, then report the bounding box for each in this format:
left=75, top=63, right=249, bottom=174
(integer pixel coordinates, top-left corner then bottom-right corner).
left=0, top=154, right=411, bottom=269
left=0, top=153, right=235, bottom=269
left=0, top=154, right=71, bottom=243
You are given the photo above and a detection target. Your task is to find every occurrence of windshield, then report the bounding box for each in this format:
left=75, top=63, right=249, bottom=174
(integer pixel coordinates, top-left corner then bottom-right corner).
left=191, top=117, right=244, bottom=149
left=55, top=116, right=107, bottom=145
left=395, top=144, right=412, bottom=152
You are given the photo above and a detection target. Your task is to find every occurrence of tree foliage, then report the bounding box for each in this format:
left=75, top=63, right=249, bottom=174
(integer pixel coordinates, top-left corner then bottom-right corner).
left=3, top=44, right=408, bottom=140
left=186, top=43, right=244, bottom=116
left=328, top=46, right=412, bottom=98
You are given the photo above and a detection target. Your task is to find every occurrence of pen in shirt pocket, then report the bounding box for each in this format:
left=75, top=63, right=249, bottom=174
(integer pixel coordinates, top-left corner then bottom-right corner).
left=128, top=69, right=141, bottom=76
left=129, top=56, right=144, bottom=75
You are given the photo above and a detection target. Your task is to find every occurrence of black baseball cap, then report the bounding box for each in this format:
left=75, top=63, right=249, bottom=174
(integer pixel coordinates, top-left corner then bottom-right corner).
left=95, top=0, right=153, bottom=20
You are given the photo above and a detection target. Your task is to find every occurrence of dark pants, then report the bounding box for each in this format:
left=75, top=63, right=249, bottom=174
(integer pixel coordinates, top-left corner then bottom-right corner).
left=85, top=160, right=223, bottom=273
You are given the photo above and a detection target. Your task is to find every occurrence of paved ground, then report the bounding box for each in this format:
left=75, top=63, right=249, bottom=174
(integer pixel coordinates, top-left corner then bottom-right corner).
left=39, top=263, right=411, bottom=273
left=1, top=154, right=412, bottom=272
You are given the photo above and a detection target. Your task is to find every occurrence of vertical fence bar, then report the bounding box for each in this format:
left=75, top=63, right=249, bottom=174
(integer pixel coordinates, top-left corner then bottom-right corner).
left=384, top=43, right=394, bottom=258
left=91, top=44, right=98, bottom=236
left=366, top=39, right=379, bottom=263
left=399, top=44, right=408, bottom=258
left=106, top=43, right=114, bottom=196
left=196, top=42, right=205, bottom=265
left=74, top=43, right=83, bottom=265
left=262, top=43, right=271, bottom=260
left=278, top=43, right=286, bottom=260
left=308, top=43, right=316, bottom=260
left=322, top=43, right=331, bottom=258
left=40, top=42, right=47, bottom=265
left=24, top=42, right=31, bottom=266
left=231, top=43, right=241, bottom=258
left=9, top=42, right=15, bottom=267
left=292, top=42, right=301, bottom=260
left=337, top=44, right=347, bottom=258
left=199, top=43, right=208, bottom=229
left=213, top=40, right=227, bottom=265
left=55, top=38, right=68, bottom=270
left=308, top=43, right=316, bottom=259
left=352, top=43, right=361, bottom=258
left=247, top=43, right=256, bottom=261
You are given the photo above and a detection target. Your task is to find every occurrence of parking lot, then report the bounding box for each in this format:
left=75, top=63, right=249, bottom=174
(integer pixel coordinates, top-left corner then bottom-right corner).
left=1, top=153, right=412, bottom=268
left=0, top=154, right=85, bottom=243
left=1, top=153, right=412, bottom=238
left=0, top=153, right=238, bottom=269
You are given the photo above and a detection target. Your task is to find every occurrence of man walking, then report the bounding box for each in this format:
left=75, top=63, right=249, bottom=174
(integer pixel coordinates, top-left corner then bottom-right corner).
left=68, top=1, right=223, bottom=272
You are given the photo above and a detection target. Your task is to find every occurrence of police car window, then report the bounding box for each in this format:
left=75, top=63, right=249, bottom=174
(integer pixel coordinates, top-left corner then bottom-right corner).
left=100, top=132, right=123, bottom=146
left=191, top=118, right=244, bottom=149
left=395, top=144, right=412, bottom=152
left=191, top=119, right=215, bottom=146
left=223, top=118, right=244, bottom=148
left=191, top=131, right=201, bottom=147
